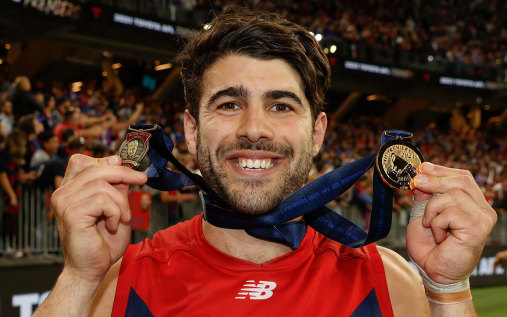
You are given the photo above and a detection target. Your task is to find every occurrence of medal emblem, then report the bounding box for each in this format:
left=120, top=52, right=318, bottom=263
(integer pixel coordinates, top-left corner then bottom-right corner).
left=118, top=131, right=152, bottom=171
left=376, top=140, right=424, bottom=190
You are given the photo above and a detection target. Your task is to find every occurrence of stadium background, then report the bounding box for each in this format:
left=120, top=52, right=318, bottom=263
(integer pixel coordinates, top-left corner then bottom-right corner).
left=0, top=0, right=506, bottom=316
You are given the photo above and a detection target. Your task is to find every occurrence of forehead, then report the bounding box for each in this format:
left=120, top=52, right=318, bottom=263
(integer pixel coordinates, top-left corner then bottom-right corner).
left=201, top=55, right=306, bottom=102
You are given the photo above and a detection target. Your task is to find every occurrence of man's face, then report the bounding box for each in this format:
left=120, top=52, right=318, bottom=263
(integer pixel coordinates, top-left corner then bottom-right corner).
left=184, top=55, right=327, bottom=214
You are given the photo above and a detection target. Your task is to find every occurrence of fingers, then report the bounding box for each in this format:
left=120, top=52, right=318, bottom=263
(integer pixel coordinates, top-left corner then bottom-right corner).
left=428, top=207, right=469, bottom=245
left=53, top=154, right=147, bottom=230
left=61, top=154, right=126, bottom=187
left=56, top=179, right=132, bottom=224
left=412, top=164, right=485, bottom=205
left=56, top=159, right=146, bottom=200
left=421, top=189, right=477, bottom=228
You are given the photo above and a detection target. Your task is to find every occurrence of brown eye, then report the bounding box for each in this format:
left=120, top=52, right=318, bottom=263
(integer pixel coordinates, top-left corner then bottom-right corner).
left=271, top=103, right=291, bottom=112
left=218, top=102, right=240, bottom=110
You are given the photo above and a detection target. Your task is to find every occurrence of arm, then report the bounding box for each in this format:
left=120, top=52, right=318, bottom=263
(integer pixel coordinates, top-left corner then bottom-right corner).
left=110, top=103, right=144, bottom=136
left=33, top=154, right=147, bottom=316
left=493, top=250, right=507, bottom=271
left=406, top=162, right=497, bottom=317
left=0, top=171, right=17, bottom=206
left=378, top=246, right=430, bottom=316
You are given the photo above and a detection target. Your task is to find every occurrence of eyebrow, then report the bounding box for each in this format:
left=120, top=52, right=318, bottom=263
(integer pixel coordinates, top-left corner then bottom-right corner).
left=206, top=86, right=304, bottom=108
left=206, top=86, right=249, bottom=107
left=263, top=90, right=303, bottom=107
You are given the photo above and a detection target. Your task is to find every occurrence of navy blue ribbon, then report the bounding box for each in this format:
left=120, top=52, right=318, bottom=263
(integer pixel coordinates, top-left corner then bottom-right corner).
left=134, top=124, right=412, bottom=250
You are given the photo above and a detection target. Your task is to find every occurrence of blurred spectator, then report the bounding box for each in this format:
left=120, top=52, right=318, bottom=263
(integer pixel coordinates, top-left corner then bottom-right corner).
left=17, top=114, right=44, bottom=172
left=56, top=135, right=87, bottom=164
left=30, top=130, right=65, bottom=190
left=0, top=129, right=36, bottom=257
left=53, top=108, right=107, bottom=143
left=10, top=76, right=44, bottom=121
left=30, top=130, right=58, bottom=167
left=38, top=93, right=57, bottom=131
left=0, top=99, right=14, bottom=134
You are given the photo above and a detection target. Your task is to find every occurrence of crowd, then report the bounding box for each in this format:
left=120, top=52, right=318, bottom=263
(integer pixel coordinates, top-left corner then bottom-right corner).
left=0, top=70, right=505, bottom=257
left=106, top=0, right=507, bottom=77
left=0, top=1, right=506, bottom=256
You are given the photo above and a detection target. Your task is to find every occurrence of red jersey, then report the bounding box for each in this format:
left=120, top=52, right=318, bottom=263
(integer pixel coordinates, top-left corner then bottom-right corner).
left=112, top=214, right=393, bottom=316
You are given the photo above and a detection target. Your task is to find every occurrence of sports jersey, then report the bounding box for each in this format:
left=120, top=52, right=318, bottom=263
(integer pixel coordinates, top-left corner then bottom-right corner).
left=112, top=214, right=394, bottom=316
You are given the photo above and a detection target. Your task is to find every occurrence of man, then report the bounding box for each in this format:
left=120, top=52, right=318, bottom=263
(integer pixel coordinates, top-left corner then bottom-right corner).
left=10, top=76, right=44, bottom=121
left=35, top=8, right=496, bottom=316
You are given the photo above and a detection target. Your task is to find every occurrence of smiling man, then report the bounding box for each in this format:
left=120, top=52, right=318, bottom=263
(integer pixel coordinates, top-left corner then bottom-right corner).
left=35, top=7, right=496, bottom=317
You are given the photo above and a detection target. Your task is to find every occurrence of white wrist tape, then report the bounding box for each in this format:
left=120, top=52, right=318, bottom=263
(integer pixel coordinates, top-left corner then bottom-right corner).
left=409, top=199, right=427, bottom=223
left=409, top=197, right=472, bottom=304
left=413, top=261, right=470, bottom=294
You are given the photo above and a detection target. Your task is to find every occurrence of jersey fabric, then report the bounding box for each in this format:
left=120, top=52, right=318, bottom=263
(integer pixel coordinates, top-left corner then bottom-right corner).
left=112, top=214, right=394, bottom=316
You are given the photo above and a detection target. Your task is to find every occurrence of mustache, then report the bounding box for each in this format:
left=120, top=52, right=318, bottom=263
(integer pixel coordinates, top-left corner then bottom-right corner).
left=216, top=139, right=294, bottom=159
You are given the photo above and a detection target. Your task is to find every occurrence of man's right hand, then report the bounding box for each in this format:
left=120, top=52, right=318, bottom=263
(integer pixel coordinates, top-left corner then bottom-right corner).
left=51, top=154, right=147, bottom=285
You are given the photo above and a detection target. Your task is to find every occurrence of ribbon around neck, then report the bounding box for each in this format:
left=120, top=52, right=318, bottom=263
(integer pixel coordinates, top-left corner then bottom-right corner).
left=135, top=124, right=412, bottom=250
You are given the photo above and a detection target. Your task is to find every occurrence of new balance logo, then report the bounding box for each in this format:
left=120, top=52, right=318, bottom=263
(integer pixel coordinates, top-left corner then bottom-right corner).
left=235, top=280, right=277, bottom=300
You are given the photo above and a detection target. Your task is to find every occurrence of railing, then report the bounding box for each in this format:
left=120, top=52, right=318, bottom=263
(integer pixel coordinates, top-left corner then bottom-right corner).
left=1, top=185, right=506, bottom=257
left=0, top=186, right=60, bottom=257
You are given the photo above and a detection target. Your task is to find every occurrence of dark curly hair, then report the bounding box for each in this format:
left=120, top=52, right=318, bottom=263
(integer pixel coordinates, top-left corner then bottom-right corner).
left=176, top=7, right=331, bottom=122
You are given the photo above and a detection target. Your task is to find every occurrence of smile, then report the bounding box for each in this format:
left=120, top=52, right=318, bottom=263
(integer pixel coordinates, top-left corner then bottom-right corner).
left=234, top=158, right=274, bottom=170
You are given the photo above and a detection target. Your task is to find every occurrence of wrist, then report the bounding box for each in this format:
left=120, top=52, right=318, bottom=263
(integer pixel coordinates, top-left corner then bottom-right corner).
left=412, top=261, right=472, bottom=305
left=60, top=267, right=104, bottom=293
left=425, top=288, right=472, bottom=305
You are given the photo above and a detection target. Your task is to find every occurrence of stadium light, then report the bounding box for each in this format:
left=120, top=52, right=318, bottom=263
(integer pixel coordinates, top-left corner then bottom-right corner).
left=203, top=24, right=211, bottom=30
left=5, top=43, right=10, bottom=50
left=323, top=48, right=329, bottom=54
left=0, top=59, right=3, bottom=65
left=427, top=55, right=434, bottom=62
left=102, top=71, right=108, bottom=77
left=112, top=63, right=122, bottom=69
left=155, top=63, right=173, bottom=71
left=315, top=34, right=323, bottom=42
left=71, top=81, right=83, bottom=92
left=330, top=45, right=337, bottom=54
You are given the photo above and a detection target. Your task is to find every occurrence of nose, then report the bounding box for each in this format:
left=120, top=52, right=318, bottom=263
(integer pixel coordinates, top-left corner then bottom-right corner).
left=236, top=105, right=274, bottom=142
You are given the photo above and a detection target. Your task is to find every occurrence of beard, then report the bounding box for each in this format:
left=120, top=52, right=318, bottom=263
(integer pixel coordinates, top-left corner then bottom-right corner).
left=196, top=133, right=314, bottom=215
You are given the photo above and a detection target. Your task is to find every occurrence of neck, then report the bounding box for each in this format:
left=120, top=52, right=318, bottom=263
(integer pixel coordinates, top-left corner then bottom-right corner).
left=202, top=219, right=294, bottom=264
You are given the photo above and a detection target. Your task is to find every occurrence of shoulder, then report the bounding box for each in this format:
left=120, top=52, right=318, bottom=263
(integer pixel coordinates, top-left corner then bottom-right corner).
left=377, top=246, right=430, bottom=316
left=135, top=217, right=199, bottom=261
left=89, top=217, right=199, bottom=316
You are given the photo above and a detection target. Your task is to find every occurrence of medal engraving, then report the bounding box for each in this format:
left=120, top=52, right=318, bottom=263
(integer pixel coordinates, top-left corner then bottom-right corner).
left=118, top=131, right=152, bottom=171
left=376, top=140, right=424, bottom=190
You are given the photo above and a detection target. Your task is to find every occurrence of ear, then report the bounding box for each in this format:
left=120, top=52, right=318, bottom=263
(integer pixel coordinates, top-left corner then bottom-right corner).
left=184, top=109, right=198, bottom=155
left=312, top=112, right=327, bottom=157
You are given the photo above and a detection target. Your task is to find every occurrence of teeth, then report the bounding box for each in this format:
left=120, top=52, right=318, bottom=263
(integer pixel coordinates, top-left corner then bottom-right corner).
left=236, top=158, right=273, bottom=170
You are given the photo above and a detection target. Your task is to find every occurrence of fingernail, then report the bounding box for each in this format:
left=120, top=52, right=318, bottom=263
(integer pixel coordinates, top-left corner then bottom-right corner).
left=409, top=179, right=415, bottom=190
left=107, top=156, right=119, bottom=165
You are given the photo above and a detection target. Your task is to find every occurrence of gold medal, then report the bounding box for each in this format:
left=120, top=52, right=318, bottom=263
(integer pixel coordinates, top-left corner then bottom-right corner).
left=376, top=140, right=424, bottom=190
left=117, top=128, right=153, bottom=171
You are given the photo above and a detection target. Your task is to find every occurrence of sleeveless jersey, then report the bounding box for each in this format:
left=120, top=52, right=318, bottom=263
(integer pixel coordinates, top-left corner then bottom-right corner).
left=112, top=214, right=394, bottom=316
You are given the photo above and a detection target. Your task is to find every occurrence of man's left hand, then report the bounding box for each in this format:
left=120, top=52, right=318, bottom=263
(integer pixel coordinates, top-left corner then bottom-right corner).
left=406, top=162, right=497, bottom=284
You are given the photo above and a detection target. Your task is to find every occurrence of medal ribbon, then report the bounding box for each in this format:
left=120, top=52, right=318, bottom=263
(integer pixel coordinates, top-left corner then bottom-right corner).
left=133, top=124, right=411, bottom=249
